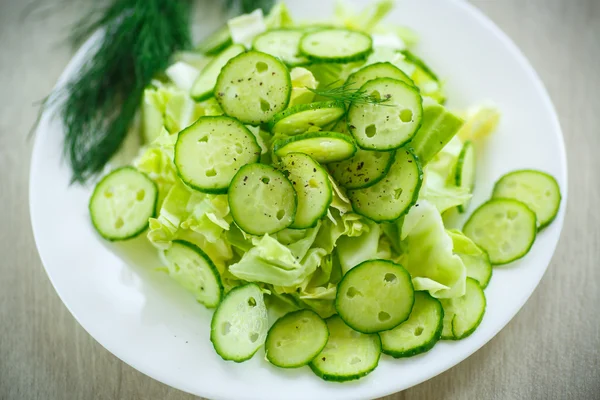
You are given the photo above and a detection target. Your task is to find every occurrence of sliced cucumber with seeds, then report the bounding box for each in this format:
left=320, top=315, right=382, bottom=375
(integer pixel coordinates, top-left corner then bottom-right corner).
left=409, top=102, right=464, bottom=166
left=163, top=240, right=223, bottom=308
left=196, top=25, right=232, bottom=55
left=401, top=50, right=446, bottom=104
left=228, top=163, right=297, bottom=235
left=347, top=78, right=423, bottom=151
left=210, top=283, right=269, bottom=362
left=300, top=28, right=372, bottom=63
left=253, top=29, right=309, bottom=66
left=448, top=229, right=492, bottom=289
left=174, top=116, right=261, bottom=194
left=309, top=315, right=381, bottom=382
left=346, top=62, right=413, bottom=90
left=455, top=141, right=476, bottom=213
left=191, top=44, right=245, bottom=101
left=89, top=167, right=157, bottom=241
left=280, top=153, right=332, bottom=229
left=265, top=309, right=329, bottom=368
left=464, top=198, right=537, bottom=265
left=215, top=51, right=291, bottom=125
left=268, top=101, right=346, bottom=136
left=492, top=169, right=561, bottom=229
left=348, top=148, right=422, bottom=222
left=336, top=259, right=414, bottom=333
left=441, top=278, right=486, bottom=340
left=380, top=292, right=443, bottom=358
left=273, top=132, right=357, bottom=164
left=329, top=149, right=395, bottom=190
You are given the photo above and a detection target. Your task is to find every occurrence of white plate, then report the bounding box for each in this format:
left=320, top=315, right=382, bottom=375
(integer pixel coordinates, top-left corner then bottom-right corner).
left=29, top=0, right=567, bottom=399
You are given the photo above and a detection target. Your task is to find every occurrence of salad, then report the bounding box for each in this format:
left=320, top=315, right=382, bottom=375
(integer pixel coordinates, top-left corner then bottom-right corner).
left=87, top=0, right=562, bottom=382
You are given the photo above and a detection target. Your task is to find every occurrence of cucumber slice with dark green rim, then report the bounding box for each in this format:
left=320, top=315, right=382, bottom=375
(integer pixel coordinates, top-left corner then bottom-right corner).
left=348, top=148, right=423, bottom=222
left=347, top=78, right=423, bottom=151
left=346, top=62, right=413, bottom=90
left=228, top=163, right=297, bottom=235
left=196, top=25, right=232, bottom=55
left=409, top=102, right=464, bottom=166
left=400, top=50, right=440, bottom=82
left=265, top=310, right=329, bottom=368
left=300, top=28, right=372, bottom=63
left=174, top=116, right=261, bottom=194
left=329, top=149, right=395, bottom=190
left=163, top=241, right=223, bottom=308
left=336, top=259, right=414, bottom=333
left=253, top=29, right=310, bottom=66
left=191, top=44, right=245, bottom=101
left=280, top=153, right=332, bottom=229
left=492, top=169, right=561, bottom=229
left=331, top=117, right=349, bottom=134
left=400, top=50, right=446, bottom=104
left=273, top=132, right=357, bottom=164
left=89, top=167, right=157, bottom=241
left=464, top=198, right=537, bottom=265
left=215, top=51, right=292, bottom=125
left=455, top=141, right=476, bottom=213
left=448, top=229, right=492, bottom=289
left=268, top=101, right=346, bottom=136
left=440, top=278, right=486, bottom=340
left=210, top=283, right=268, bottom=362
left=309, top=315, right=381, bottom=382
left=379, top=292, right=443, bottom=358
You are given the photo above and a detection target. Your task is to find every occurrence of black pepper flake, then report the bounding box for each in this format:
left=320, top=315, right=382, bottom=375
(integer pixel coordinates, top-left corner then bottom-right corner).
left=313, top=168, right=316, bottom=172
left=243, top=176, right=248, bottom=182
left=408, top=160, right=412, bottom=163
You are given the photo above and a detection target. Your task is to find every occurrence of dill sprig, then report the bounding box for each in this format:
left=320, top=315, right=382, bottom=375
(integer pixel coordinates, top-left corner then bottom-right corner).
left=47, top=0, right=192, bottom=183
left=307, top=81, right=394, bottom=107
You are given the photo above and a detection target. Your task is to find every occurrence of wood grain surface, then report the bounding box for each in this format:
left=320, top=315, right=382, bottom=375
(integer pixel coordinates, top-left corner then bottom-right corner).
left=1, top=1, right=598, bottom=399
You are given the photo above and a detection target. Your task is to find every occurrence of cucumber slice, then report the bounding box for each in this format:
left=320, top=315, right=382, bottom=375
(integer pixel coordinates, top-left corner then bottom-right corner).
left=174, top=116, right=261, bottom=194
left=455, top=141, right=476, bottom=213
left=348, top=148, right=423, bottom=222
left=440, top=278, right=486, bottom=340
left=280, top=153, right=332, bottom=229
left=89, top=167, right=157, bottom=241
left=300, top=28, right=372, bottom=63
left=347, top=78, right=423, bottom=150
left=210, top=283, right=269, bottom=362
left=163, top=240, right=223, bottom=308
left=273, top=132, right=357, bottom=164
left=265, top=310, right=329, bottom=368
left=464, top=199, right=537, bottom=265
left=196, top=25, right=232, bottom=55
left=215, top=51, right=292, bottom=125
left=346, top=62, right=413, bottom=90
left=253, top=29, right=309, bottom=66
left=492, top=169, right=561, bottom=229
left=400, top=50, right=445, bottom=104
left=309, top=315, right=381, bottom=382
left=409, top=102, right=464, bottom=166
left=336, top=259, right=414, bottom=333
left=329, top=149, right=395, bottom=190
left=448, top=229, right=492, bottom=289
left=228, top=163, right=297, bottom=235
left=191, top=44, right=245, bottom=101
left=268, top=101, right=346, bottom=136
left=379, top=292, right=443, bottom=358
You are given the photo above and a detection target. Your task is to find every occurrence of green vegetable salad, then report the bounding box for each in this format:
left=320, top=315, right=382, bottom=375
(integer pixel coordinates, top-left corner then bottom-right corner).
left=88, top=0, right=562, bottom=382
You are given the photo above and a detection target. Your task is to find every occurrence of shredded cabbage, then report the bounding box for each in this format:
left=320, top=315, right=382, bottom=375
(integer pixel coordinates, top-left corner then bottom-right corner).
left=399, top=201, right=467, bottom=298
left=228, top=9, right=266, bottom=49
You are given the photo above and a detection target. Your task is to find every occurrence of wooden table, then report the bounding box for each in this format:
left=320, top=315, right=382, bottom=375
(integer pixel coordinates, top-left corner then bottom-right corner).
left=1, top=0, right=598, bottom=398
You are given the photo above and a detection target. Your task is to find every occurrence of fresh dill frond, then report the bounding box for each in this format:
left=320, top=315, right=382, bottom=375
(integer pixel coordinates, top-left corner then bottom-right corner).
left=307, top=81, right=394, bottom=107
left=46, top=0, right=192, bottom=183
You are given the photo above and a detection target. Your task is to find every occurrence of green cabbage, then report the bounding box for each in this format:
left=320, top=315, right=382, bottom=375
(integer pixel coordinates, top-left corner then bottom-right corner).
left=228, top=233, right=326, bottom=287
left=147, top=182, right=233, bottom=268
left=290, top=67, right=318, bottom=106
left=228, top=9, right=266, bottom=48
left=399, top=201, right=467, bottom=298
